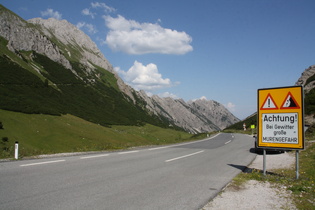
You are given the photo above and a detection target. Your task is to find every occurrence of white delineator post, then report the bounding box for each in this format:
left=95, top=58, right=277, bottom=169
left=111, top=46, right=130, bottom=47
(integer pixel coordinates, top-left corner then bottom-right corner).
left=14, top=141, right=19, bottom=159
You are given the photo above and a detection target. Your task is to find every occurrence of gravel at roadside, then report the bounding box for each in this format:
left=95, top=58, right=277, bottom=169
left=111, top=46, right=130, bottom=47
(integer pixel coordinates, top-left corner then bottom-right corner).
left=202, top=152, right=297, bottom=210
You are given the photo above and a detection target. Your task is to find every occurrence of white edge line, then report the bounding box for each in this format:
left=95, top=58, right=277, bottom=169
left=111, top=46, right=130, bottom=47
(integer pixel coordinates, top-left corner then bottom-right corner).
left=165, top=150, right=204, bottom=163
left=149, top=133, right=221, bottom=151
left=118, top=150, right=139, bottom=155
left=148, top=146, right=171, bottom=151
left=20, top=159, right=65, bottom=167
left=80, top=154, right=109, bottom=159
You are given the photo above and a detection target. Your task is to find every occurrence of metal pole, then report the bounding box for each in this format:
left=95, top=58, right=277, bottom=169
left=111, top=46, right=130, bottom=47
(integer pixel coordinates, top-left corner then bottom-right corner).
left=263, top=149, right=266, bottom=176
left=296, top=150, right=299, bottom=179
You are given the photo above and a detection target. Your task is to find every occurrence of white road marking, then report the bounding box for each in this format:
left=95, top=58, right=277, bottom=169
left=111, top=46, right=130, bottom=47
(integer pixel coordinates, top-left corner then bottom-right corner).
left=148, top=146, right=172, bottom=151
left=118, top=150, right=139, bottom=155
left=20, top=159, right=65, bottom=167
left=80, top=154, right=109, bottom=159
left=165, top=150, right=204, bottom=163
left=225, top=140, right=232, bottom=145
left=149, top=133, right=221, bottom=151
left=18, top=133, right=222, bottom=166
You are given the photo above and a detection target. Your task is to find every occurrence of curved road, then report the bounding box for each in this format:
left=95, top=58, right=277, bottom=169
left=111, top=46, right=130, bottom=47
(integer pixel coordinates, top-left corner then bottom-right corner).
left=0, top=133, right=256, bottom=210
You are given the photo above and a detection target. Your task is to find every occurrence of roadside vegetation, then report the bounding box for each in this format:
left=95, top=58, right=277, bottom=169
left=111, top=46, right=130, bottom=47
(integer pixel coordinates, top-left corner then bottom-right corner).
left=0, top=109, right=209, bottom=159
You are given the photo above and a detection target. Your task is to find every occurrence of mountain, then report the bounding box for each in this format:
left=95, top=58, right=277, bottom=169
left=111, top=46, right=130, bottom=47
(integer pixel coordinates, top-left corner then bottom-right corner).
left=295, top=65, right=315, bottom=125
left=295, top=65, right=315, bottom=93
left=0, top=4, right=239, bottom=133
left=135, top=92, right=239, bottom=133
left=0, top=4, right=164, bottom=128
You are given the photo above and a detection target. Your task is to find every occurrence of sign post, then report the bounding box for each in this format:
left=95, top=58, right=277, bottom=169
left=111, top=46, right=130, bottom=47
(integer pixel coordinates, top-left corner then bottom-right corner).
left=257, top=86, right=304, bottom=179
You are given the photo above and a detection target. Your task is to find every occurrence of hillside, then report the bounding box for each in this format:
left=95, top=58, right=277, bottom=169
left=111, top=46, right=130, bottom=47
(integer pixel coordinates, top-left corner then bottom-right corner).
left=0, top=4, right=239, bottom=133
left=0, top=109, right=200, bottom=159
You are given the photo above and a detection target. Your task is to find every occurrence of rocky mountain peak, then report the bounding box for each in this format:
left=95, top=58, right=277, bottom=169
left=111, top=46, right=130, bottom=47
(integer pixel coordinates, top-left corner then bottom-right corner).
left=28, top=17, right=113, bottom=74
left=0, top=6, right=71, bottom=69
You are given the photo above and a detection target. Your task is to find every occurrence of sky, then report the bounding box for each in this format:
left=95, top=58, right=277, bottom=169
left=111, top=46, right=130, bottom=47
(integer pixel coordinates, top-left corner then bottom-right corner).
left=2, top=0, right=315, bottom=119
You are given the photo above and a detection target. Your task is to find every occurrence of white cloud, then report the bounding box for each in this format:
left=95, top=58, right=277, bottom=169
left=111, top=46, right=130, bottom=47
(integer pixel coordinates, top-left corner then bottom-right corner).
left=158, top=92, right=179, bottom=99
left=82, top=8, right=96, bottom=19
left=41, top=8, right=62, bottom=20
left=115, top=61, right=178, bottom=91
left=91, top=2, right=116, bottom=13
left=225, top=102, right=236, bottom=112
left=76, top=22, right=97, bottom=34
left=191, top=96, right=207, bottom=102
left=103, top=15, right=193, bottom=55
left=82, top=2, right=115, bottom=19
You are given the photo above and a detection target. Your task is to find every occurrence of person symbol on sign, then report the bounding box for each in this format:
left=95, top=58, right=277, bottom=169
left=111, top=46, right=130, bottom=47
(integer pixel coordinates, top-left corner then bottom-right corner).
left=284, top=97, right=291, bottom=107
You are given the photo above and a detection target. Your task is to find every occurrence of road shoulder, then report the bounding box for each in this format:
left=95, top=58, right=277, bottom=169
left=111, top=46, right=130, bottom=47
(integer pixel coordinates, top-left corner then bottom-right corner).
left=202, top=152, right=297, bottom=209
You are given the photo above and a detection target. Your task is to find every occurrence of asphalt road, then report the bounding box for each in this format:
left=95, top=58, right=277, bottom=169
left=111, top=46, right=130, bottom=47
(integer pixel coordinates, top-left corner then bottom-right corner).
left=0, top=133, right=256, bottom=210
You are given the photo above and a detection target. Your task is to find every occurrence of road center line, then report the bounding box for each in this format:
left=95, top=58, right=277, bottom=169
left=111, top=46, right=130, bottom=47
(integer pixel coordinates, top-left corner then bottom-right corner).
left=165, top=150, right=204, bottom=163
left=225, top=140, right=232, bottom=144
left=118, top=150, right=139, bottom=155
left=80, top=154, right=110, bottom=159
left=20, top=159, right=65, bottom=167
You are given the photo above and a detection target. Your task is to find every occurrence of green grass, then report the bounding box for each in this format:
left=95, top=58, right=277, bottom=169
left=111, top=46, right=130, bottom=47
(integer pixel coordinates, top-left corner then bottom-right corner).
left=230, top=142, right=315, bottom=209
left=0, top=109, right=198, bottom=159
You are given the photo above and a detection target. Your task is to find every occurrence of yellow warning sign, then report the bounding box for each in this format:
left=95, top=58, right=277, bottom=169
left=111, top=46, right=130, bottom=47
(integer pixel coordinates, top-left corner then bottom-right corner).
left=257, top=86, right=304, bottom=150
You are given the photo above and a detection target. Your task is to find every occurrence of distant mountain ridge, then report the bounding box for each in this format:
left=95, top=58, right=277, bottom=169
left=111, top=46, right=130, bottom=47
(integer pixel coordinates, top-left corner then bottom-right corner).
left=0, top=4, right=239, bottom=133
left=136, top=91, right=238, bottom=133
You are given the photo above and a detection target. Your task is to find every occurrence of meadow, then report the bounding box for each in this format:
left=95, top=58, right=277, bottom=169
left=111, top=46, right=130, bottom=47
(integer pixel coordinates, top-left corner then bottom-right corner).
left=0, top=109, right=204, bottom=159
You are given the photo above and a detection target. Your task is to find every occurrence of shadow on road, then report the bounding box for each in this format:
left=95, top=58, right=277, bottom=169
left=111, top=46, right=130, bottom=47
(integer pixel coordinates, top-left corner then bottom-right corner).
left=249, top=148, right=284, bottom=155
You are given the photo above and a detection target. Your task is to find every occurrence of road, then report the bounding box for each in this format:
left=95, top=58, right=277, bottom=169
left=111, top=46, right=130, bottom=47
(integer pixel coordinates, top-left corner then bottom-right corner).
left=0, top=133, right=256, bottom=210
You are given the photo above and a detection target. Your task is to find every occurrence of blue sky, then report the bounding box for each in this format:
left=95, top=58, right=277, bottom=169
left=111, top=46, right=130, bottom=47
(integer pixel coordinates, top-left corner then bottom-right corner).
left=2, top=0, right=315, bottom=119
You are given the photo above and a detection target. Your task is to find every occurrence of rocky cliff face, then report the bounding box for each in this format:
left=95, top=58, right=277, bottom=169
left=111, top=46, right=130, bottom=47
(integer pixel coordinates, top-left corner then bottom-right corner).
left=0, top=4, right=239, bottom=133
left=188, top=99, right=239, bottom=130
left=295, top=65, right=315, bottom=93
left=295, top=65, right=315, bottom=125
left=28, top=18, right=113, bottom=74
left=0, top=7, right=71, bottom=70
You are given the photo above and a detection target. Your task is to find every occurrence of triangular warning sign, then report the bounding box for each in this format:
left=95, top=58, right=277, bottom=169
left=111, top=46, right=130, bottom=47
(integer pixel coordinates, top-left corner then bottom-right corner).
left=281, top=92, right=300, bottom=109
left=260, top=93, right=278, bottom=110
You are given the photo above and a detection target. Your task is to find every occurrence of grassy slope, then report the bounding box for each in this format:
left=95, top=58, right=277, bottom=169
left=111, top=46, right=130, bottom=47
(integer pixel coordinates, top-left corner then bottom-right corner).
left=0, top=109, right=197, bottom=158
